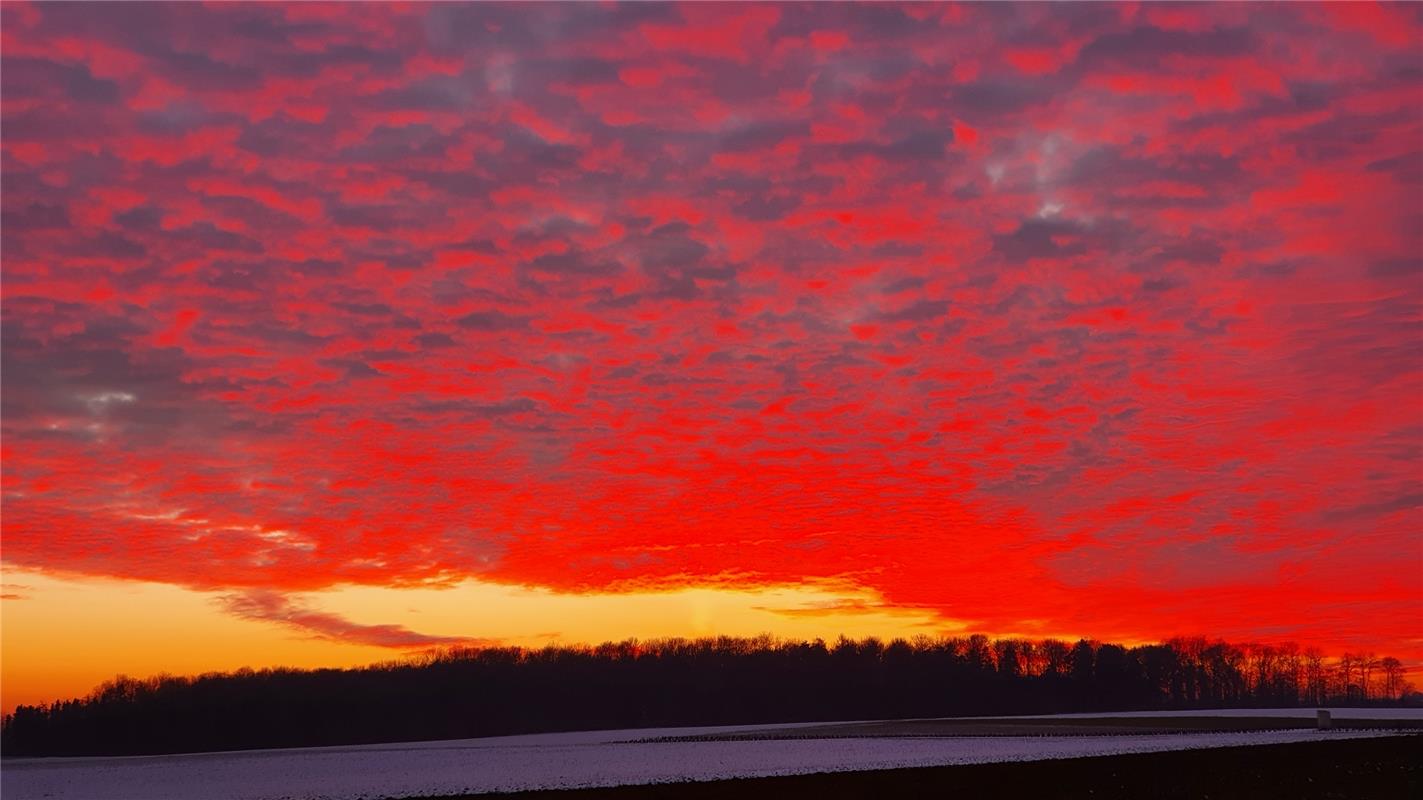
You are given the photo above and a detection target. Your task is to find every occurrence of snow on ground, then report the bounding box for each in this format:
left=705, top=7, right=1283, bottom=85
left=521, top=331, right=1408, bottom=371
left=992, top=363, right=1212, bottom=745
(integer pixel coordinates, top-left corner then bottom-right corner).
left=1, top=727, right=1410, bottom=800
left=968, top=707, right=1423, bottom=721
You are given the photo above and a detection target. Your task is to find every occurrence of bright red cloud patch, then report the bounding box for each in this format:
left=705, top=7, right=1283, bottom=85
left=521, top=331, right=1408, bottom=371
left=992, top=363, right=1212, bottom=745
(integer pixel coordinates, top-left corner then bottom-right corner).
left=2, top=2, right=1420, bottom=658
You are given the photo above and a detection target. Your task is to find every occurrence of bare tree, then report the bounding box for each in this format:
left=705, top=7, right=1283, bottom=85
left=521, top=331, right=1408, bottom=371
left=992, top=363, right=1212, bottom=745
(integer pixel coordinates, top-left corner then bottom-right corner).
left=1359, top=652, right=1378, bottom=701
left=993, top=639, right=1021, bottom=678
left=1378, top=656, right=1405, bottom=700
left=1303, top=648, right=1326, bottom=705
left=1278, top=642, right=1302, bottom=703
left=1021, top=640, right=1046, bottom=678
left=1040, top=639, right=1072, bottom=678
left=1337, top=653, right=1359, bottom=701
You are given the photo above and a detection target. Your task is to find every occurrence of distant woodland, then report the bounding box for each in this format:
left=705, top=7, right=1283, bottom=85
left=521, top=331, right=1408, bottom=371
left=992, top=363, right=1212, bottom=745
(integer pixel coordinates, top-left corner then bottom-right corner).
left=3, top=635, right=1415, bottom=757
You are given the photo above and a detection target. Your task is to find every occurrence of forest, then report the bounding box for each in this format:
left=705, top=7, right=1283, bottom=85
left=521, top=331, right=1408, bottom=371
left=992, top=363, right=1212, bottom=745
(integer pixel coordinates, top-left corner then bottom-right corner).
left=2, top=634, right=1415, bottom=757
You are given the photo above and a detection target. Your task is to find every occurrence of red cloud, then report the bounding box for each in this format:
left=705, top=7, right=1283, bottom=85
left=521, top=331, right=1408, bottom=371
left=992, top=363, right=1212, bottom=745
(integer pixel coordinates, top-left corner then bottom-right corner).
left=2, top=2, right=1420, bottom=663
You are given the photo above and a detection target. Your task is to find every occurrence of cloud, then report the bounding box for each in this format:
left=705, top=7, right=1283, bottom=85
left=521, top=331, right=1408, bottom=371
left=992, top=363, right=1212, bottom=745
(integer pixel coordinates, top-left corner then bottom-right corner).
left=455, top=310, right=530, bottom=331
left=1, top=2, right=1419, bottom=660
left=218, top=590, right=481, bottom=649
left=754, top=599, right=889, bottom=619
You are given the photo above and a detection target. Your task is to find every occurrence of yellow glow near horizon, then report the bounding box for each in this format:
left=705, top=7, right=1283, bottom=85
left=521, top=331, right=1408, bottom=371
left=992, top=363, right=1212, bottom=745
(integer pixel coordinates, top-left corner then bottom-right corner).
left=0, top=569, right=395, bottom=714
left=0, top=566, right=956, bottom=714
left=319, top=577, right=960, bottom=645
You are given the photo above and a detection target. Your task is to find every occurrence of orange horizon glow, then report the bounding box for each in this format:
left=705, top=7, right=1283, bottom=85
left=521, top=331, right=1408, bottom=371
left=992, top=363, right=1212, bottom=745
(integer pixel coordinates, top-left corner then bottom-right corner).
left=5, top=565, right=1418, bottom=715
left=1, top=566, right=960, bottom=713
left=2, top=1, right=1421, bottom=716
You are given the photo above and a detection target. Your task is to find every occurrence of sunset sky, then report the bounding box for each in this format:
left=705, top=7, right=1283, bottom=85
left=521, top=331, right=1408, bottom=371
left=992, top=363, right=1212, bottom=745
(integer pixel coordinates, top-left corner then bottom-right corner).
left=2, top=2, right=1421, bottom=712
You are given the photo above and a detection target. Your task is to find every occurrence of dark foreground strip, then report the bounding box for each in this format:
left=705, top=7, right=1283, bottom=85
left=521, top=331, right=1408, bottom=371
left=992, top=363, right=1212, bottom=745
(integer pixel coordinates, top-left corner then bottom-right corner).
left=417, top=734, right=1421, bottom=800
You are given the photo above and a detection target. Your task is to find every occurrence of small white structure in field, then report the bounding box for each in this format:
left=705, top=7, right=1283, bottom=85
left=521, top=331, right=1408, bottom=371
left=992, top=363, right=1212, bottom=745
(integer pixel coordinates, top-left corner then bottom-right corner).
left=1316, top=709, right=1332, bottom=730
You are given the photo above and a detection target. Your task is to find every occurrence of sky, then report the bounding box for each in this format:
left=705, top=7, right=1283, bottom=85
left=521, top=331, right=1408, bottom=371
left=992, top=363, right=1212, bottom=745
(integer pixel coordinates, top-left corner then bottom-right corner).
left=2, top=2, right=1421, bottom=712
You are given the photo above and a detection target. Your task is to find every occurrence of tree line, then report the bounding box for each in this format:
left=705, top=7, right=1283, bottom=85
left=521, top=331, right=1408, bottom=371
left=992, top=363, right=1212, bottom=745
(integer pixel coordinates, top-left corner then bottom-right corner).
left=2, top=634, right=1415, bottom=757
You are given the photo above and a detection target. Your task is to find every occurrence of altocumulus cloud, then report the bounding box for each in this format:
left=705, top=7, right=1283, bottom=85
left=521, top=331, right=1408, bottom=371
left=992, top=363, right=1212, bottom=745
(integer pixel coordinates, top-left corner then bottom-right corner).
left=0, top=1, right=1418, bottom=658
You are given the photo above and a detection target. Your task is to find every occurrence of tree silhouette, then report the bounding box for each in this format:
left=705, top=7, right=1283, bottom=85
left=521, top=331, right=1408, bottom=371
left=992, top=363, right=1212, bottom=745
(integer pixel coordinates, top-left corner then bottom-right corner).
left=1, top=634, right=1413, bottom=757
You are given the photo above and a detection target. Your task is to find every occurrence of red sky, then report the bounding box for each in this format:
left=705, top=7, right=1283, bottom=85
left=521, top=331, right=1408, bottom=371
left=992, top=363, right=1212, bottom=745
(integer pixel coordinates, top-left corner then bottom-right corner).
left=3, top=1, right=1421, bottom=692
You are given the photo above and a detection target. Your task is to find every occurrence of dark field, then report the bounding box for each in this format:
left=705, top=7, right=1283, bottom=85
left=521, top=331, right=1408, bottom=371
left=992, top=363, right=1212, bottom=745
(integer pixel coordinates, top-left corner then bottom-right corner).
left=459, top=735, right=1422, bottom=800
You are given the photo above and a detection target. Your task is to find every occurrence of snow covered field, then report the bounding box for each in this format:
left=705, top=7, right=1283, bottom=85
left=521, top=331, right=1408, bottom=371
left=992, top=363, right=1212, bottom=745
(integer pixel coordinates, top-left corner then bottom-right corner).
left=972, top=707, right=1423, bottom=721
left=2, top=714, right=1414, bottom=800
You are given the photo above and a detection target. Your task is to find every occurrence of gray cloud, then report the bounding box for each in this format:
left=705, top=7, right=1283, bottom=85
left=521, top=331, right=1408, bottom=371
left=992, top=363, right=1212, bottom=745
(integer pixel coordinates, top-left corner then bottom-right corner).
left=219, top=589, right=481, bottom=648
